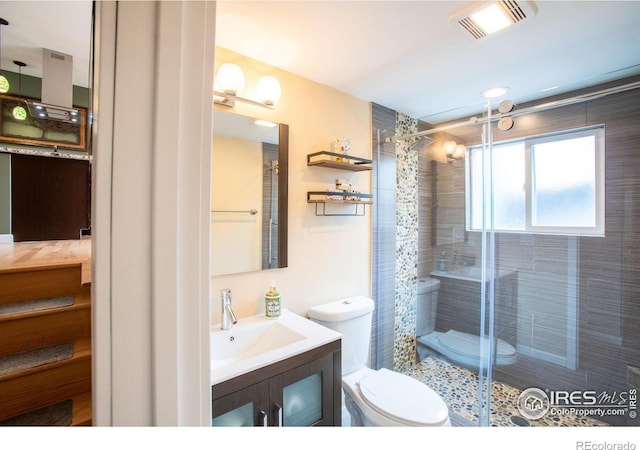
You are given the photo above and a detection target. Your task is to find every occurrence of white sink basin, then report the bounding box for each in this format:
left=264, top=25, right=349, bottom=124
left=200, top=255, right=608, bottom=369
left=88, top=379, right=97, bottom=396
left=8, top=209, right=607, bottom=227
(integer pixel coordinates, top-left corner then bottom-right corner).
left=211, top=309, right=341, bottom=385
left=212, top=319, right=305, bottom=363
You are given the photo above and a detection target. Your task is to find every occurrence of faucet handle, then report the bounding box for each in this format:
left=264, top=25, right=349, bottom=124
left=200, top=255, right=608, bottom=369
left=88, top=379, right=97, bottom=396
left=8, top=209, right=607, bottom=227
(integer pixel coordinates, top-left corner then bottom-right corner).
left=221, top=289, right=237, bottom=330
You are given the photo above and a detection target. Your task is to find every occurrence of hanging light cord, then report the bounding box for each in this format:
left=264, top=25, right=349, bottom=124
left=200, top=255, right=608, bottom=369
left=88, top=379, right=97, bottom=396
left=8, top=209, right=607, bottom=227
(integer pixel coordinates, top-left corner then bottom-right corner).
left=15, top=61, right=25, bottom=96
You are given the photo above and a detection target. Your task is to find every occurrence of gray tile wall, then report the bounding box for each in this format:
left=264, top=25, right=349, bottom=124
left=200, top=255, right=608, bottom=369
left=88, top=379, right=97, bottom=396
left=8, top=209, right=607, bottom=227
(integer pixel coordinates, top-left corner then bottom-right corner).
left=371, top=103, right=397, bottom=370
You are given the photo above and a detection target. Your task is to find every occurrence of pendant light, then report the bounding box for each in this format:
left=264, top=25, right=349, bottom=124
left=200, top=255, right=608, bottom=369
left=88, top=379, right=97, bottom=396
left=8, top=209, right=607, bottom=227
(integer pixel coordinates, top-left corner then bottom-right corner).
left=0, top=18, right=9, bottom=94
left=12, top=60, right=27, bottom=120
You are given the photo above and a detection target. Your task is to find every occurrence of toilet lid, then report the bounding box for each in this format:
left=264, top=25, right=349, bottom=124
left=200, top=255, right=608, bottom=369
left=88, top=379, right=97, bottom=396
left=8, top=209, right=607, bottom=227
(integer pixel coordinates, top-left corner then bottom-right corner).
left=438, top=330, right=516, bottom=359
left=358, top=368, right=449, bottom=426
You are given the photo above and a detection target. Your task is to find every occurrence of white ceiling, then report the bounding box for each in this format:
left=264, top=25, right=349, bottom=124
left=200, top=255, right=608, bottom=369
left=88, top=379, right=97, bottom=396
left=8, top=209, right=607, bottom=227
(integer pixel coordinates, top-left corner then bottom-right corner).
left=1, top=1, right=639, bottom=124
left=0, top=1, right=92, bottom=88
left=216, top=0, right=640, bottom=123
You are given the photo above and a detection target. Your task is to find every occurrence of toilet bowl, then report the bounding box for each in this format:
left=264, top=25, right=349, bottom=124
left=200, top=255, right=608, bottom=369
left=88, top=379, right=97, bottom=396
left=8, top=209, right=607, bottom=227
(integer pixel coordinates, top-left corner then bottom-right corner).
left=416, top=277, right=517, bottom=370
left=308, top=296, right=450, bottom=427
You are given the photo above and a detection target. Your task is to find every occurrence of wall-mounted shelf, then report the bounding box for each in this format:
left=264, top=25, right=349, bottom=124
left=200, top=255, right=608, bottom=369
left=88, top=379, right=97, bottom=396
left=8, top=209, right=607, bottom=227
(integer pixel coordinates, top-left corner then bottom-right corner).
left=307, top=191, right=373, bottom=216
left=307, top=151, right=372, bottom=171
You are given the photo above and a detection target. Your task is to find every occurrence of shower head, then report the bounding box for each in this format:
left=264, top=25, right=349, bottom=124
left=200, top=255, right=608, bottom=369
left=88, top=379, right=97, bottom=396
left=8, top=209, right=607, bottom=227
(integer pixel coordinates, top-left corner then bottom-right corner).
left=410, top=136, right=435, bottom=152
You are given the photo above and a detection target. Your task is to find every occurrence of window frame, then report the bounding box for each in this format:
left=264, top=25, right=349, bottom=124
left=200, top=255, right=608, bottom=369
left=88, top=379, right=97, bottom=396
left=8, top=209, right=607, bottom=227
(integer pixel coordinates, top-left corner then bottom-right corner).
left=466, top=125, right=605, bottom=237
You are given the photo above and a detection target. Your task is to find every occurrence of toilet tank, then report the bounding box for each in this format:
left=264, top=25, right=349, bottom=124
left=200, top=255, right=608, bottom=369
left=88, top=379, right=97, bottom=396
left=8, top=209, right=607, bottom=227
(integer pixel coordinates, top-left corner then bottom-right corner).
left=308, top=296, right=374, bottom=375
left=416, top=278, right=440, bottom=337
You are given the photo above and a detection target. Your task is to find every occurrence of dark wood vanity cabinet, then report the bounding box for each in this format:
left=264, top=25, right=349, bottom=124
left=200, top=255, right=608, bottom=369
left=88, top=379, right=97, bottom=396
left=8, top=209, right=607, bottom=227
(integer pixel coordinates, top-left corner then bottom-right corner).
left=212, top=340, right=341, bottom=427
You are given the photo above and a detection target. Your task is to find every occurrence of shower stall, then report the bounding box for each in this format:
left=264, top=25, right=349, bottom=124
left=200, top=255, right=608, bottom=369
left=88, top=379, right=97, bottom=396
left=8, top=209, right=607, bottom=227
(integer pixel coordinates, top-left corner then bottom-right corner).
left=371, top=76, right=640, bottom=427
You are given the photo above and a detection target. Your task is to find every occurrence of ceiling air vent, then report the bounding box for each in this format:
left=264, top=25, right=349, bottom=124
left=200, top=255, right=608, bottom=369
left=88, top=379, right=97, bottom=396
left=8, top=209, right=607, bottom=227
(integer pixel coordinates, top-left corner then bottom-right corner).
left=450, top=1, right=537, bottom=40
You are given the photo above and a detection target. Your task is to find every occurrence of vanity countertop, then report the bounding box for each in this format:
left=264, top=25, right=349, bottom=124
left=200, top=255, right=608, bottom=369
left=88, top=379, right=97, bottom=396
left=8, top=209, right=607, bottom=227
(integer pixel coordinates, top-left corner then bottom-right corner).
left=210, top=309, right=341, bottom=385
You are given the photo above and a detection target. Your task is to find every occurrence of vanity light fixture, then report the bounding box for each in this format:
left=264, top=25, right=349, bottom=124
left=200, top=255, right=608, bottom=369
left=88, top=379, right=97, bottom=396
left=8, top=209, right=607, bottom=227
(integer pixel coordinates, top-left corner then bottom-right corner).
left=255, top=76, right=282, bottom=107
left=216, top=63, right=245, bottom=95
left=214, top=62, right=282, bottom=110
left=444, top=140, right=465, bottom=163
left=0, top=18, right=9, bottom=94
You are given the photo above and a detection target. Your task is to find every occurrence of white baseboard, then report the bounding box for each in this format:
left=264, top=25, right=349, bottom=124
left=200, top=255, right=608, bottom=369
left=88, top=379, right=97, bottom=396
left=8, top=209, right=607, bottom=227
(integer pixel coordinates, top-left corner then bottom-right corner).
left=0, top=234, right=14, bottom=243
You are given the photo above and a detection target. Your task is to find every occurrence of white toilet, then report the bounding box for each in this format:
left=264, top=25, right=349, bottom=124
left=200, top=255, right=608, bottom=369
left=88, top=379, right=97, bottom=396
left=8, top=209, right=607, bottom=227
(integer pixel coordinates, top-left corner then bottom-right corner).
left=416, top=277, right=517, bottom=369
left=308, top=296, right=451, bottom=427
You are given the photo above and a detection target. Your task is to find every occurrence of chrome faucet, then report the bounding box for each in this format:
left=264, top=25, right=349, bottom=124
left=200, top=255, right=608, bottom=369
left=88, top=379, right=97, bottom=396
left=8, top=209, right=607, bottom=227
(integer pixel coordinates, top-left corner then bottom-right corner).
left=221, top=289, right=238, bottom=330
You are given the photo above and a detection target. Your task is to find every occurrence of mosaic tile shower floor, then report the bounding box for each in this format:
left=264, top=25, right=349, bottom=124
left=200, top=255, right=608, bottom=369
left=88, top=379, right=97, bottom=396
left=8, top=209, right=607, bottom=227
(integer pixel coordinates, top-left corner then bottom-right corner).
left=405, top=356, right=607, bottom=427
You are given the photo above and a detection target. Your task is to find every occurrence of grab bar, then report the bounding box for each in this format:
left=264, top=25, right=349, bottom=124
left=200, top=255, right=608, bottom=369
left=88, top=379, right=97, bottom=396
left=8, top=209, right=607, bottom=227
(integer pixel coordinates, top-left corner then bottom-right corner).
left=211, top=209, right=258, bottom=215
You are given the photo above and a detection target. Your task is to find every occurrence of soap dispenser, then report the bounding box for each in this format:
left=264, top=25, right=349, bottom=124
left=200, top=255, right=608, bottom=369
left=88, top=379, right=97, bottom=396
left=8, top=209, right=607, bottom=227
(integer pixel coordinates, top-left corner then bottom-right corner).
left=265, top=280, right=281, bottom=319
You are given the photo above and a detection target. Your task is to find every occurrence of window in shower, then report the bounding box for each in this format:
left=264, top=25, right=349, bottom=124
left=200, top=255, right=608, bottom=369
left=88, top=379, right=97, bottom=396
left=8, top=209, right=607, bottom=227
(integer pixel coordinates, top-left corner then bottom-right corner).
left=466, top=125, right=605, bottom=236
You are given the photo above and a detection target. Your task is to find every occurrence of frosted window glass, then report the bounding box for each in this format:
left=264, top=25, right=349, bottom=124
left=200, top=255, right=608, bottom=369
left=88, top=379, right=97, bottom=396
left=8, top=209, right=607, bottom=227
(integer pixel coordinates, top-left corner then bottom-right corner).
left=283, top=372, right=322, bottom=426
left=531, top=137, right=596, bottom=227
left=466, top=127, right=603, bottom=236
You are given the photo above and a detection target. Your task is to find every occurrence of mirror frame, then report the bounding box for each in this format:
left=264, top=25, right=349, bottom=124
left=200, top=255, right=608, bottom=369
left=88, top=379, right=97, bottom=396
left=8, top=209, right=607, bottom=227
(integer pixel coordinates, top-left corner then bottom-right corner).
left=276, top=122, right=289, bottom=269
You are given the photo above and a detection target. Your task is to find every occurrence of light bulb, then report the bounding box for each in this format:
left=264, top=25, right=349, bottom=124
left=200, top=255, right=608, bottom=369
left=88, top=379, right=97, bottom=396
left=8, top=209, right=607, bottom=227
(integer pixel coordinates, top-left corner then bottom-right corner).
left=216, top=63, right=245, bottom=95
left=471, top=3, right=511, bottom=35
left=12, top=105, right=27, bottom=120
left=0, top=74, right=9, bottom=94
left=443, top=140, right=457, bottom=154
left=481, top=86, right=510, bottom=99
left=256, top=76, right=281, bottom=106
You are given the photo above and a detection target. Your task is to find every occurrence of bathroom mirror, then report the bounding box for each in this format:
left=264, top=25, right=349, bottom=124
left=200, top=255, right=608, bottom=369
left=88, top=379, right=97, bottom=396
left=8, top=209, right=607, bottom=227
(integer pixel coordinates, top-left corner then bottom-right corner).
left=211, top=110, right=288, bottom=276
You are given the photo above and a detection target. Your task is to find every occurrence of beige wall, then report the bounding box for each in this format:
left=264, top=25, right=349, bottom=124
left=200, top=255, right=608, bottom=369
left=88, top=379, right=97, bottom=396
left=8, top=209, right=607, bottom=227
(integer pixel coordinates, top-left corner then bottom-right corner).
left=211, top=47, right=371, bottom=323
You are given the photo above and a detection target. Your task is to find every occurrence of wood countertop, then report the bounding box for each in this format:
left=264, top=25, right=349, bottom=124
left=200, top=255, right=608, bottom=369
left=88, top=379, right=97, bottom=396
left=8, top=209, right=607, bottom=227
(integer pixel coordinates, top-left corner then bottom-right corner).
left=0, top=240, right=92, bottom=285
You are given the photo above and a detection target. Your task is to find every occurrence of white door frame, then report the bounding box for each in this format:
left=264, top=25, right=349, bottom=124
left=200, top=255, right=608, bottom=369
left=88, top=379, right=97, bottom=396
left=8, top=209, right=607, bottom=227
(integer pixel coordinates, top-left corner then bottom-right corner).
left=92, top=0, right=215, bottom=426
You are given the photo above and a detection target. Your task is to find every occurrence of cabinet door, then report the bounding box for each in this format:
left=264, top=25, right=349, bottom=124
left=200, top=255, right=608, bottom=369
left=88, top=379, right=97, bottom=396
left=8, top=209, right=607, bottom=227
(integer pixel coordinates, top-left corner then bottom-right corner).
left=10, top=154, right=90, bottom=241
left=212, top=380, right=270, bottom=427
left=270, top=353, right=335, bottom=426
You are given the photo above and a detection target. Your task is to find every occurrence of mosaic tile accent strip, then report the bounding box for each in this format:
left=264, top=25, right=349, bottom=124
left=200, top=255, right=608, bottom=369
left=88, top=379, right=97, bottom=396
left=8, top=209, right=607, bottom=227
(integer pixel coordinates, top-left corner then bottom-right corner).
left=405, top=356, right=608, bottom=427
left=393, top=112, right=419, bottom=372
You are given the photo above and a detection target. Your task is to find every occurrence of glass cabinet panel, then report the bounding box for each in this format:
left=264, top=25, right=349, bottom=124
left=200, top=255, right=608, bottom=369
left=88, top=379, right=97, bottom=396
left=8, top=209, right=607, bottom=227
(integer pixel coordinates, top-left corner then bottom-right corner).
left=212, top=402, right=255, bottom=427
left=283, top=372, right=322, bottom=426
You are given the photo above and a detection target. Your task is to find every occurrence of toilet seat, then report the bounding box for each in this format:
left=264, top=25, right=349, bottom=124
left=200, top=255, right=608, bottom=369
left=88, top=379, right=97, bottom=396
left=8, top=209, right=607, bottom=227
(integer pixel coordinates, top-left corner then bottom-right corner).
left=357, top=368, right=449, bottom=426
